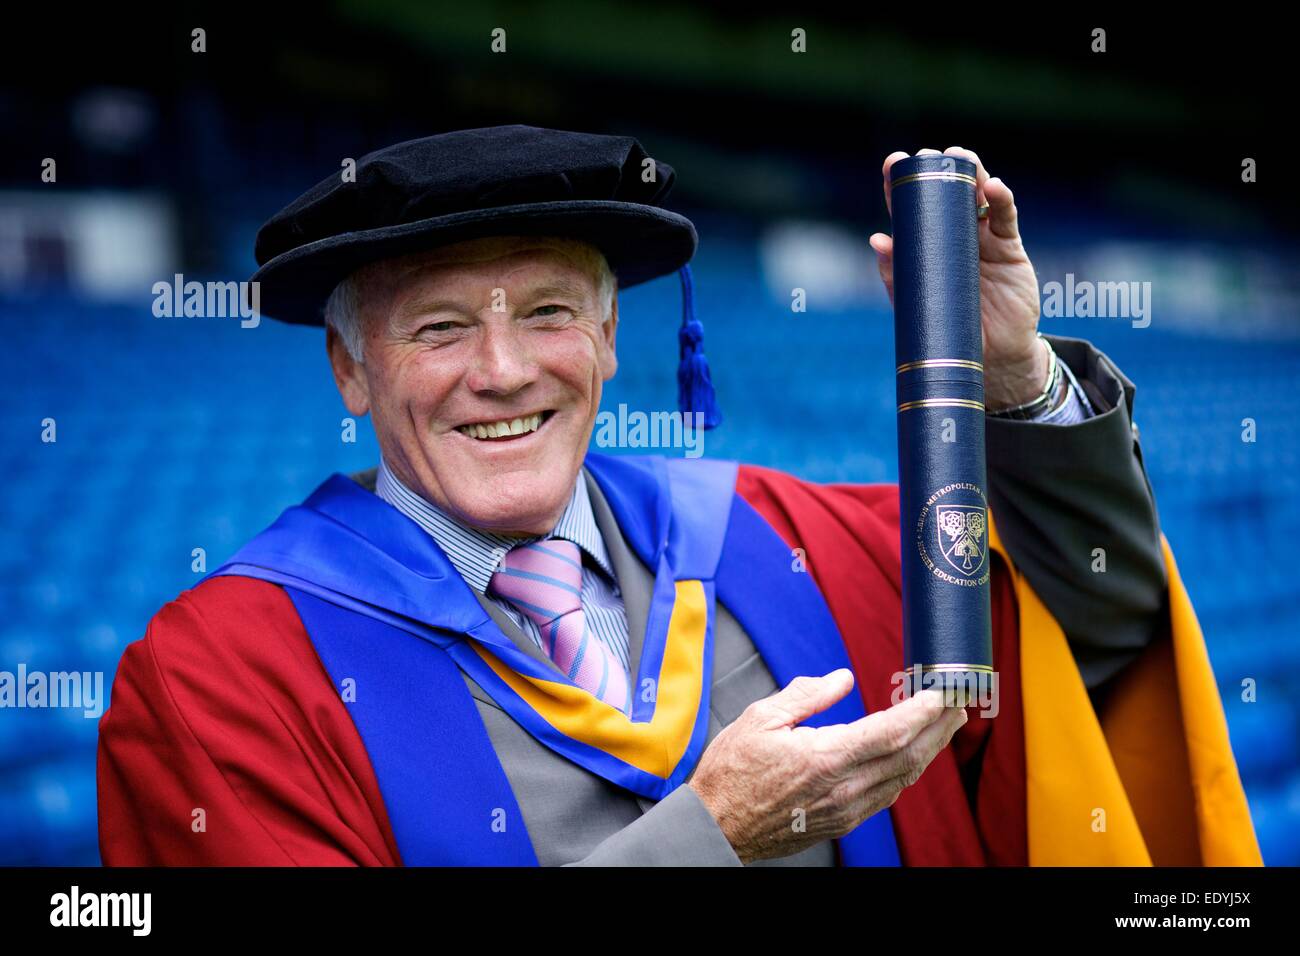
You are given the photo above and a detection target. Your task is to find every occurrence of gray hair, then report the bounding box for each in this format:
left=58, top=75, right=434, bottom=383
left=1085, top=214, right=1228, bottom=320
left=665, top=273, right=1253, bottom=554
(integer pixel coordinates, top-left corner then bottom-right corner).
left=324, top=240, right=618, bottom=363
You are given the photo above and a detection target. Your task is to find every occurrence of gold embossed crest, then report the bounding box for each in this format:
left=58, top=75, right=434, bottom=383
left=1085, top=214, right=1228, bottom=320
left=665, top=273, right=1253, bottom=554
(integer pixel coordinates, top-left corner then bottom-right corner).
left=936, top=505, right=987, bottom=576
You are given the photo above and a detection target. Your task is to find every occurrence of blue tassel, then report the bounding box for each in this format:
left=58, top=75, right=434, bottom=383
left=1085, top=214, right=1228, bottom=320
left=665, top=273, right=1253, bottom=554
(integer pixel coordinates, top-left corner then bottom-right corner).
left=676, top=264, right=722, bottom=429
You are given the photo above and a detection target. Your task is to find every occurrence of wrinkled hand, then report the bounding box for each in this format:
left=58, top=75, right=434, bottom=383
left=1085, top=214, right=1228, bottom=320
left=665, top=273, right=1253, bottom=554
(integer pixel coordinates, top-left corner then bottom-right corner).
left=687, top=672, right=966, bottom=864
left=870, top=146, right=1047, bottom=411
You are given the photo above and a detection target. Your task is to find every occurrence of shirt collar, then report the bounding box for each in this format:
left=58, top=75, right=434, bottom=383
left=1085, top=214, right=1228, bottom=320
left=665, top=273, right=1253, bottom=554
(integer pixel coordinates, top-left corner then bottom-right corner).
left=373, top=457, right=615, bottom=594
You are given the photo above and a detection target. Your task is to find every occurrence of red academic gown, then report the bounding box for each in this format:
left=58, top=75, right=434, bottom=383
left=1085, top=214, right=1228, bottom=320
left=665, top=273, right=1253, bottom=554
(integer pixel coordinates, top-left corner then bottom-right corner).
left=93, top=464, right=1044, bottom=866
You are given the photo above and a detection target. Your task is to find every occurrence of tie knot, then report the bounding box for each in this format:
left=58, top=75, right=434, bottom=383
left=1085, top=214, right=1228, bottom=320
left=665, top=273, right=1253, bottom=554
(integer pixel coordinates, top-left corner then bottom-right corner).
left=488, top=538, right=584, bottom=621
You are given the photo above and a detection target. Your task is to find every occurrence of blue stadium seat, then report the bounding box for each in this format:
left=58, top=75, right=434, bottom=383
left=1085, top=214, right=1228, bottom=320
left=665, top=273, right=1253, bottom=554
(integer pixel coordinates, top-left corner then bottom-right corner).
left=3, top=240, right=1298, bottom=866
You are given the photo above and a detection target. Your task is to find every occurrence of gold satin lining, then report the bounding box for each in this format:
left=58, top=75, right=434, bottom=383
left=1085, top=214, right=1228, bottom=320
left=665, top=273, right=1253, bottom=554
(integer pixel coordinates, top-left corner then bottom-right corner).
left=987, top=515, right=1262, bottom=865
left=471, top=579, right=709, bottom=779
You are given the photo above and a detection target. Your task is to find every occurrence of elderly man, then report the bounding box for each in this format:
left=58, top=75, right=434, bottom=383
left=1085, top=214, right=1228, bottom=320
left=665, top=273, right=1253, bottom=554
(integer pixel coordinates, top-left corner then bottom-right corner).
left=97, top=125, right=1258, bottom=866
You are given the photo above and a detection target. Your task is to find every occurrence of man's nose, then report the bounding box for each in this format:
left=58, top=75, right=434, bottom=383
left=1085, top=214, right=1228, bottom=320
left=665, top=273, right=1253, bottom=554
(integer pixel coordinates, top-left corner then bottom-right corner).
left=464, top=318, right=538, bottom=395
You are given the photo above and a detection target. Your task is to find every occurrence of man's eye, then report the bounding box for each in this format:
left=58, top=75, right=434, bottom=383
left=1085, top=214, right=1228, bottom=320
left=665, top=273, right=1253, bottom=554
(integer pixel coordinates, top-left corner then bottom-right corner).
left=420, top=321, right=456, bottom=333
left=532, top=304, right=569, bottom=317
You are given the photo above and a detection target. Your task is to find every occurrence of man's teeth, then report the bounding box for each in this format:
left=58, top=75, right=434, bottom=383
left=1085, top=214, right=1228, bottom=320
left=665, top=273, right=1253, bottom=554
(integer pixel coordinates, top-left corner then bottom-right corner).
left=457, top=412, right=544, bottom=440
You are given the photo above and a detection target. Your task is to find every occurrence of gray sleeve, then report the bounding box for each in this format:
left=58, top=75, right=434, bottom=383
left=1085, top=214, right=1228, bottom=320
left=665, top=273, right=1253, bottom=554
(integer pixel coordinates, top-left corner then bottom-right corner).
left=984, top=333, right=1169, bottom=693
left=565, top=784, right=742, bottom=866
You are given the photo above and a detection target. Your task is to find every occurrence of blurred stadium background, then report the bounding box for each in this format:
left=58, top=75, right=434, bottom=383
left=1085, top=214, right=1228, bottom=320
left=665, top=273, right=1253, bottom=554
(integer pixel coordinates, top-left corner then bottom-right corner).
left=1, top=5, right=1296, bottom=864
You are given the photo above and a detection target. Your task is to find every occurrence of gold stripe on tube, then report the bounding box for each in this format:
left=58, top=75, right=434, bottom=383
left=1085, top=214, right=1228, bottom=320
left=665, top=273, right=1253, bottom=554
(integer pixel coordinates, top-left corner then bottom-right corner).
left=889, top=171, right=978, bottom=189
left=896, top=358, right=984, bottom=374
left=897, top=398, right=985, bottom=413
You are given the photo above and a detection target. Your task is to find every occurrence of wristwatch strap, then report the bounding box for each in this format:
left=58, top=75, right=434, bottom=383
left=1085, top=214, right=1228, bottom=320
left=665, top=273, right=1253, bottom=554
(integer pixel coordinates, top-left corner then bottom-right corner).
left=987, top=334, right=1062, bottom=420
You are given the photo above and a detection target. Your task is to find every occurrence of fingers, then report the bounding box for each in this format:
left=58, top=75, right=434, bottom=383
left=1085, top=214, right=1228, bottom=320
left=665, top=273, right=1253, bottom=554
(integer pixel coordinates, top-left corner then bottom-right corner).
left=981, top=175, right=1019, bottom=240
left=942, top=145, right=1020, bottom=241
left=819, top=687, right=948, bottom=765
left=860, top=702, right=967, bottom=788
left=829, top=704, right=967, bottom=830
left=755, top=668, right=856, bottom=730
left=880, top=151, right=909, bottom=219
left=882, top=146, right=1019, bottom=242
left=872, top=151, right=899, bottom=303
left=880, top=147, right=946, bottom=219
left=847, top=739, right=944, bottom=821
left=869, top=233, right=894, bottom=304
left=809, top=702, right=965, bottom=836
left=942, top=145, right=988, bottom=205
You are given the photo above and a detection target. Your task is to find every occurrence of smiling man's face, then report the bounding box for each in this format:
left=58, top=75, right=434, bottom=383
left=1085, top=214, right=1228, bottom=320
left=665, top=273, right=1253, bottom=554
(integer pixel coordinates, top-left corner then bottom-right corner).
left=327, top=236, right=618, bottom=536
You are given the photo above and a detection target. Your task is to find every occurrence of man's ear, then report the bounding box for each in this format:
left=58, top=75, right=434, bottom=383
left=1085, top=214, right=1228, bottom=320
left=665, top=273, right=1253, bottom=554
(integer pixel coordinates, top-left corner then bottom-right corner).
left=599, top=293, right=619, bottom=382
left=327, top=327, right=371, bottom=416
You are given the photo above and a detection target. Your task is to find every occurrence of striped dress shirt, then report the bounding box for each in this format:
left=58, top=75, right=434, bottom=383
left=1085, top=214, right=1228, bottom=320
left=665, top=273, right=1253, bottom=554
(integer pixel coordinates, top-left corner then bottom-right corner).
left=375, top=459, right=633, bottom=679
left=1036, top=355, right=1095, bottom=424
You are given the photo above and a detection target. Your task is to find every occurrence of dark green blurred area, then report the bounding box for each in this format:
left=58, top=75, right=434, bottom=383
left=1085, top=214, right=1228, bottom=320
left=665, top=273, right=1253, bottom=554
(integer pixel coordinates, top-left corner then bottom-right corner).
left=1, top=3, right=1288, bottom=239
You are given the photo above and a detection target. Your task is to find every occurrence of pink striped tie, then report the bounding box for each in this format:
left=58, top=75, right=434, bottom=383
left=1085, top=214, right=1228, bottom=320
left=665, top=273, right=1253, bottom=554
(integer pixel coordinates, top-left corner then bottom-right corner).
left=488, top=539, right=630, bottom=714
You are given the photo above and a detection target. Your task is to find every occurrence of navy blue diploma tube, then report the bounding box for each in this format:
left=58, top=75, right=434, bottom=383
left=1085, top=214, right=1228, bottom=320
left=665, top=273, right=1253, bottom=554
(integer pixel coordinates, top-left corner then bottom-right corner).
left=889, top=154, right=993, bottom=707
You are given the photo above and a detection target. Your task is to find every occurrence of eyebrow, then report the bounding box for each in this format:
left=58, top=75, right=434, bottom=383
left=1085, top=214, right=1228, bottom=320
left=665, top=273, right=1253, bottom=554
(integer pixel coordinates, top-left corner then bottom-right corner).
left=522, top=278, right=593, bottom=303
left=396, top=277, right=593, bottom=321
